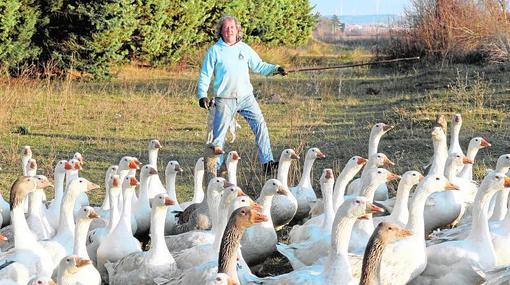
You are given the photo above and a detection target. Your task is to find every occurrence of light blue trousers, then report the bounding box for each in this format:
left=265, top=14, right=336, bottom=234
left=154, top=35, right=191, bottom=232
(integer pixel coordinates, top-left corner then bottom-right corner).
left=212, top=94, right=274, bottom=167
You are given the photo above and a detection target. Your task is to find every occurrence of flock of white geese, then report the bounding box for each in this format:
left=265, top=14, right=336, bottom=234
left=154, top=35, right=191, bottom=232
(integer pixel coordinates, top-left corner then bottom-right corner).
left=1, top=113, right=510, bottom=284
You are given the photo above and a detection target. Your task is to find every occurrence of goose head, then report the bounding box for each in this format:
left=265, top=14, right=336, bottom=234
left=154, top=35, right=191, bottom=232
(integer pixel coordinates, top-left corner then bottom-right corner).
left=221, top=186, right=246, bottom=207
left=69, top=177, right=99, bottom=194
left=495, top=154, right=510, bottom=173
left=207, top=177, right=228, bottom=196
left=10, top=176, right=43, bottom=209
left=105, top=165, right=119, bottom=185
left=68, top=158, right=82, bottom=171
left=58, top=255, right=91, bottom=275
left=22, top=145, right=32, bottom=158
left=26, top=158, right=37, bottom=176
left=320, top=168, right=335, bottom=189
left=34, top=175, right=53, bottom=189
left=435, top=114, right=447, bottom=133
left=431, top=126, right=446, bottom=142
left=231, top=195, right=260, bottom=212
left=279, top=148, right=300, bottom=162
left=141, top=164, right=158, bottom=179
left=150, top=193, right=176, bottom=208
left=372, top=222, right=413, bottom=243
left=369, top=153, right=395, bottom=168
left=469, top=137, right=491, bottom=150
left=306, top=147, right=326, bottom=160
left=27, top=277, right=57, bottom=285
left=341, top=196, right=384, bottom=220
left=148, top=139, right=162, bottom=150
left=370, top=123, right=394, bottom=138
left=226, top=151, right=241, bottom=163
left=231, top=206, right=268, bottom=229
left=208, top=273, right=238, bottom=285
left=420, top=175, right=459, bottom=194
left=479, top=173, right=510, bottom=195
left=195, top=157, right=205, bottom=172
left=77, top=206, right=100, bottom=221
left=400, top=170, right=424, bottom=187
left=0, top=233, right=7, bottom=241
left=109, top=175, right=122, bottom=197
left=122, top=175, right=139, bottom=193
left=364, top=168, right=400, bottom=186
left=73, top=152, right=84, bottom=166
left=452, top=113, right=462, bottom=128
left=261, top=179, right=290, bottom=196
left=54, top=160, right=68, bottom=175
left=118, top=156, right=141, bottom=171
left=447, top=152, right=473, bottom=171
left=165, top=160, right=182, bottom=176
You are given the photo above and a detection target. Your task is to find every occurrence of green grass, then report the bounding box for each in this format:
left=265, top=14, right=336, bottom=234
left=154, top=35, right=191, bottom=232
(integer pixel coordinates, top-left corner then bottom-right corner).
left=1, top=58, right=509, bottom=205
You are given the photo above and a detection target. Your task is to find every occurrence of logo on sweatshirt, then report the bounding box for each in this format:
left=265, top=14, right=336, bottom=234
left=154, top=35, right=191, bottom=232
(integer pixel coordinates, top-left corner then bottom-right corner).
left=238, top=52, right=244, bottom=61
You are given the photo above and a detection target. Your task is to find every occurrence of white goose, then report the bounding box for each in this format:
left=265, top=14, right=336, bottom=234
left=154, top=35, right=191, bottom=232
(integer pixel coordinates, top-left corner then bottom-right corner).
left=21, top=146, right=32, bottom=176
left=26, top=175, right=55, bottom=240
left=56, top=255, right=93, bottom=285
left=97, top=175, right=141, bottom=281
left=45, top=160, right=69, bottom=232
left=457, top=137, right=491, bottom=180
left=86, top=175, right=122, bottom=265
left=0, top=176, right=55, bottom=284
left=448, top=114, right=464, bottom=157
left=413, top=173, right=510, bottom=284
left=278, top=168, right=394, bottom=269
left=180, top=157, right=205, bottom=210
left=290, top=147, right=326, bottom=221
left=226, top=151, right=240, bottom=185
left=375, top=175, right=459, bottom=285
left=164, top=178, right=227, bottom=252
left=269, top=148, right=299, bottom=230
left=40, top=177, right=99, bottom=268
left=346, top=123, right=394, bottom=200
left=260, top=197, right=385, bottom=285
left=163, top=160, right=183, bottom=234
left=373, top=170, right=423, bottom=227
left=107, top=194, right=178, bottom=285
left=116, top=156, right=141, bottom=212
left=72, top=206, right=101, bottom=285
left=241, top=179, right=290, bottom=266
left=490, top=154, right=510, bottom=221
left=346, top=153, right=395, bottom=197
left=147, top=139, right=167, bottom=200
left=94, top=165, right=119, bottom=219
left=133, top=165, right=158, bottom=236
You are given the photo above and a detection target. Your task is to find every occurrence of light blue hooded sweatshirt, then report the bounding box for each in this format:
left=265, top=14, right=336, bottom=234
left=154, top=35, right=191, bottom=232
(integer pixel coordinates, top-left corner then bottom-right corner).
left=197, top=39, right=278, bottom=99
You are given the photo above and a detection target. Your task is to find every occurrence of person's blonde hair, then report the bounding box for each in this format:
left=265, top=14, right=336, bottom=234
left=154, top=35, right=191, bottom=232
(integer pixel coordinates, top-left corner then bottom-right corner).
left=216, top=15, right=242, bottom=41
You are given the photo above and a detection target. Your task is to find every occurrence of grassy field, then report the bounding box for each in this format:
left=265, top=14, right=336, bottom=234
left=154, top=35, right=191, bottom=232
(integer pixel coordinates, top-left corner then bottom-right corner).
left=1, top=42, right=509, bottom=207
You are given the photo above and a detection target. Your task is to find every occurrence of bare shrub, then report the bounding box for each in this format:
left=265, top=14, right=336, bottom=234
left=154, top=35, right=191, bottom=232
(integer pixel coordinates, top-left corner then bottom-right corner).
left=387, top=0, right=510, bottom=63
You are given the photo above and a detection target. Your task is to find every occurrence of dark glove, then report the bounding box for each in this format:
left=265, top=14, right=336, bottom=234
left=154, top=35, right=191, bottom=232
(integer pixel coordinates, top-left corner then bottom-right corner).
left=275, top=66, right=287, bottom=76
left=199, top=97, right=210, bottom=109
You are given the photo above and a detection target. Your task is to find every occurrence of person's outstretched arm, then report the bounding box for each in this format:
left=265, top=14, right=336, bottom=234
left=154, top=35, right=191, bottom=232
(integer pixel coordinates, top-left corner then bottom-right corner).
left=245, top=45, right=280, bottom=76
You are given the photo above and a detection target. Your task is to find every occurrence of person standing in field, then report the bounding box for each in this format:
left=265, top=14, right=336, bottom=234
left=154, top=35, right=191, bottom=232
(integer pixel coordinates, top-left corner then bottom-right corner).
left=197, top=15, right=287, bottom=174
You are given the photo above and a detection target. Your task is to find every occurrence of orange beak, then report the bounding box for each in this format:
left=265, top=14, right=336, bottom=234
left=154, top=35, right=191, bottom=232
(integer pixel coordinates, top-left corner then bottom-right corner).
left=75, top=257, right=91, bottom=268
left=149, top=167, right=158, bottom=175
left=30, top=160, right=37, bottom=169
left=290, top=153, right=300, bottom=160
left=64, top=161, right=73, bottom=170
left=128, top=159, right=140, bottom=170
left=454, top=114, right=461, bottom=123
left=154, top=141, right=162, bottom=149
left=419, top=174, right=425, bottom=182
left=367, top=202, right=385, bottom=214
left=164, top=197, right=176, bottom=206
left=232, top=152, right=241, bottom=160
left=74, top=161, right=82, bottom=170
left=480, top=138, right=491, bottom=148
left=250, top=200, right=263, bottom=211
left=112, top=176, right=120, bottom=187
left=251, top=209, right=268, bottom=223
left=129, top=176, right=139, bottom=186
left=462, top=157, right=473, bottom=164
left=325, top=169, right=333, bottom=179
left=382, top=124, right=394, bottom=132
left=445, top=181, right=460, bottom=190
left=399, top=228, right=413, bottom=237
left=237, top=189, right=247, bottom=197
left=383, top=158, right=395, bottom=167
left=88, top=211, right=100, bottom=219
left=174, top=165, right=183, bottom=172
left=357, top=157, right=368, bottom=165
left=504, top=176, right=510, bottom=188
left=317, top=151, right=326, bottom=159
left=387, top=173, right=401, bottom=181
left=276, top=185, right=289, bottom=195
left=224, top=181, right=235, bottom=188
left=0, top=234, right=7, bottom=241
left=87, top=181, right=100, bottom=191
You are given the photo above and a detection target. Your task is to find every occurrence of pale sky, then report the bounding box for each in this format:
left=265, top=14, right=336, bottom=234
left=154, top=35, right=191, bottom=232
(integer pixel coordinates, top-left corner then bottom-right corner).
left=310, top=0, right=411, bottom=16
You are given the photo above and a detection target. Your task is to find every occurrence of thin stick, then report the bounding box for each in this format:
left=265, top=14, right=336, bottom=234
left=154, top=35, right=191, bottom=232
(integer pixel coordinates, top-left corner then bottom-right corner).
left=287, top=57, right=421, bottom=73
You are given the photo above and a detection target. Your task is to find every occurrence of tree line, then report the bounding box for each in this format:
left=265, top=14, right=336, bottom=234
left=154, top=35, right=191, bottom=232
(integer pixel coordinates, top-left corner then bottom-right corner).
left=0, top=0, right=316, bottom=79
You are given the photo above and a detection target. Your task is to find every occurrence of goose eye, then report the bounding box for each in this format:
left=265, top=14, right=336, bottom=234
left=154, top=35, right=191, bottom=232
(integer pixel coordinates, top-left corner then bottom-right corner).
left=272, top=182, right=276, bottom=186
left=37, top=281, right=42, bottom=284
left=242, top=199, right=246, bottom=202
left=286, top=151, right=289, bottom=154
left=241, top=210, right=246, bottom=215
left=83, top=209, right=87, bottom=212
left=216, top=277, right=221, bottom=282
left=352, top=158, right=355, bottom=160
left=436, top=177, right=440, bottom=181
left=389, top=227, right=393, bottom=230
left=377, top=170, right=382, bottom=174
left=355, top=200, right=360, bottom=204
left=476, top=139, right=479, bottom=141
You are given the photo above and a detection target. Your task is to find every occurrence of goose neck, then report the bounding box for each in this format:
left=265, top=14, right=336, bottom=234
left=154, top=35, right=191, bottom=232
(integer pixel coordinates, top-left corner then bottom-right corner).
left=390, top=182, right=412, bottom=222
left=333, top=167, right=359, bottom=211
left=429, top=137, right=448, bottom=176
left=119, top=188, right=134, bottom=235
left=321, top=184, right=335, bottom=232
left=227, top=162, right=238, bottom=185
left=406, top=186, right=429, bottom=238
left=165, top=173, right=178, bottom=201
left=54, top=173, right=65, bottom=206
left=449, top=126, right=461, bottom=154
left=297, top=157, right=314, bottom=188
left=28, top=189, right=44, bottom=216
left=100, top=185, right=111, bottom=211
left=467, top=187, right=498, bottom=245
left=368, top=133, right=382, bottom=156
left=148, top=149, right=158, bottom=167
left=56, top=186, right=80, bottom=239
left=148, top=206, right=174, bottom=262
left=12, top=203, right=37, bottom=249
left=106, top=191, right=121, bottom=234
left=218, top=221, right=244, bottom=284
left=330, top=212, right=357, bottom=255
left=359, top=236, right=385, bottom=285
left=73, top=219, right=93, bottom=258
left=192, top=169, right=205, bottom=203
left=277, top=161, right=292, bottom=188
